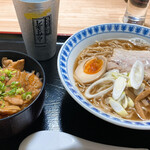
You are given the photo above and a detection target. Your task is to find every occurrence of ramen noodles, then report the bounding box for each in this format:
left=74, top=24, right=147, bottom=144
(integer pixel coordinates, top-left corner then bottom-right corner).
left=74, top=38, right=150, bottom=121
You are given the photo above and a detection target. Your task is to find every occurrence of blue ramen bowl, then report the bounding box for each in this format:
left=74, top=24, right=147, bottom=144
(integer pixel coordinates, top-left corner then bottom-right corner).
left=57, top=23, right=150, bottom=130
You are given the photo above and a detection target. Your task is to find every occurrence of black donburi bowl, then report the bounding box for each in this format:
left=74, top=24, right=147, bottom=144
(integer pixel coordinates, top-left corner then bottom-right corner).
left=0, top=50, right=45, bottom=139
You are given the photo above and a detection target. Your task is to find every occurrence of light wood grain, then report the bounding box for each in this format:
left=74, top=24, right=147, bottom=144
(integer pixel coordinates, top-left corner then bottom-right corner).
left=0, top=0, right=150, bottom=35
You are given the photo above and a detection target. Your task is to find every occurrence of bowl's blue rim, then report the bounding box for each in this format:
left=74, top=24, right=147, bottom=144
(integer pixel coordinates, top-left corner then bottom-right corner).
left=57, top=23, right=150, bottom=130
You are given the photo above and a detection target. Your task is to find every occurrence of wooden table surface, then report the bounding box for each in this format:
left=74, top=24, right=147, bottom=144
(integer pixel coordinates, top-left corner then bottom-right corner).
left=0, top=0, right=150, bottom=35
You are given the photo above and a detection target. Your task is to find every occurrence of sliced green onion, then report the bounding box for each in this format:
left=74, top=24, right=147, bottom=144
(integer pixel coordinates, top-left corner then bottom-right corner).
left=6, top=88, right=17, bottom=96
left=1, top=92, right=6, bottom=97
left=4, top=69, right=16, bottom=79
left=0, top=98, right=5, bottom=108
left=22, top=92, right=32, bottom=100
left=0, top=75, right=5, bottom=81
left=10, top=81, right=20, bottom=88
left=1, top=100, right=5, bottom=108
left=0, top=81, right=6, bottom=92
left=16, top=88, right=25, bottom=94
left=12, top=70, right=17, bottom=74
left=26, top=94, right=32, bottom=100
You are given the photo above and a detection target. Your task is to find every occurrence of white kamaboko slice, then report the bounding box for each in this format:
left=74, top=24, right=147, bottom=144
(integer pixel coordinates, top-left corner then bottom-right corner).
left=129, top=60, right=144, bottom=89
left=74, top=56, right=107, bottom=84
left=109, top=98, right=128, bottom=117
left=112, top=77, right=127, bottom=100
left=84, top=77, right=114, bottom=99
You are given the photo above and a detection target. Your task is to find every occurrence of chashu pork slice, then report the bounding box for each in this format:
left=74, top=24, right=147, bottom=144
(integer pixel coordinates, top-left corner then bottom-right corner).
left=107, top=48, right=150, bottom=80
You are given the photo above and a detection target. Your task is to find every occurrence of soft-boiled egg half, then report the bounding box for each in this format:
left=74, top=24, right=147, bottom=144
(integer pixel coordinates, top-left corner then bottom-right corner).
left=74, top=56, right=107, bottom=83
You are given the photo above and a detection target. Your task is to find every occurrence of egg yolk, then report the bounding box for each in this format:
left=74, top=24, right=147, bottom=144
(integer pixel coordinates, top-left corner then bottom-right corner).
left=84, top=57, right=103, bottom=74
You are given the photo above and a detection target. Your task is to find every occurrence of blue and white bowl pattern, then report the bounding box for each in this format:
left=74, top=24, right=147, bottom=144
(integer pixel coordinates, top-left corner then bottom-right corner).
left=57, top=23, right=150, bottom=129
